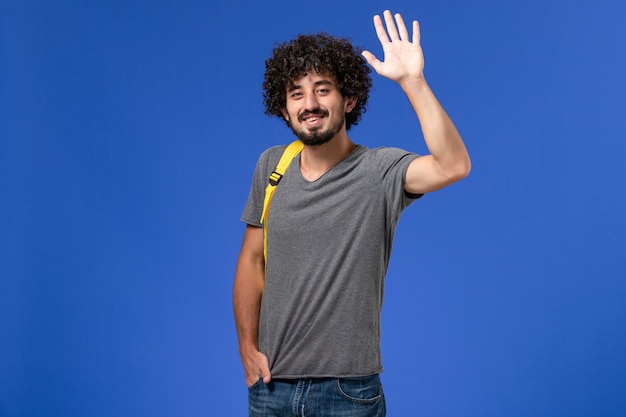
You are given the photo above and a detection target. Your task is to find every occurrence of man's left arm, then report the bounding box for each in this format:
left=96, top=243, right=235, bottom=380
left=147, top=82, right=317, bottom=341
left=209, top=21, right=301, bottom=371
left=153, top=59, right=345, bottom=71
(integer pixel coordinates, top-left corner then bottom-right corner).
left=362, top=10, right=471, bottom=194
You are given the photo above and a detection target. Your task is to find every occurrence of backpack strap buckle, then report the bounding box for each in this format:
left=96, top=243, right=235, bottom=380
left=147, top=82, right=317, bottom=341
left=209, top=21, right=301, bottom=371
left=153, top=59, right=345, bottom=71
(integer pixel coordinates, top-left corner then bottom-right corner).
left=268, top=171, right=283, bottom=186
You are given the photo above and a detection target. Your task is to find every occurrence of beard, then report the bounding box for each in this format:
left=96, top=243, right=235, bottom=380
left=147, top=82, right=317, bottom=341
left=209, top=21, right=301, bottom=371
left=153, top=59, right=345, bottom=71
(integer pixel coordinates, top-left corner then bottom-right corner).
left=289, top=109, right=345, bottom=147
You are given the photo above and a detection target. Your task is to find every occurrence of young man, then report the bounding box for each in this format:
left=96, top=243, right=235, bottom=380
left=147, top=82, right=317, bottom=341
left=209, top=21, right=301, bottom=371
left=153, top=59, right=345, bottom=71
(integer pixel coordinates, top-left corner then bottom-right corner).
left=233, top=10, right=470, bottom=417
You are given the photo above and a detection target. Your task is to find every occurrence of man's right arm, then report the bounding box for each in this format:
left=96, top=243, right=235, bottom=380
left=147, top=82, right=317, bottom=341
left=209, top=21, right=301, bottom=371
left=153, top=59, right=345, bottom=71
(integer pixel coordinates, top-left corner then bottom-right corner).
left=233, top=224, right=272, bottom=386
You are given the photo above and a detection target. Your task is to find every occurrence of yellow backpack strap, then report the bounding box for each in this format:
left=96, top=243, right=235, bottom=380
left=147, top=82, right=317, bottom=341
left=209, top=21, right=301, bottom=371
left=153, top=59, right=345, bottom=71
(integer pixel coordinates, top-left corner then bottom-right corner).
left=260, top=139, right=304, bottom=261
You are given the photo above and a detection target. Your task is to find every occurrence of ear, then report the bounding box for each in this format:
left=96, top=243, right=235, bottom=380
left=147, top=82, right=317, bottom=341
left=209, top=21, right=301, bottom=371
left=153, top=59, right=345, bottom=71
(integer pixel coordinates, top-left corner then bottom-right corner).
left=280, top=107, right=290, bottom=121
left=344, top=97, right=357, bottom=113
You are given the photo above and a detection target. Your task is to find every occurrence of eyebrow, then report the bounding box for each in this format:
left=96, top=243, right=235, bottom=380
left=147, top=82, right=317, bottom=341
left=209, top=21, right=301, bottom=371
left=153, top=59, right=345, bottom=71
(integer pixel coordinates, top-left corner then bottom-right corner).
left=287, top=79, right=334, bottom=92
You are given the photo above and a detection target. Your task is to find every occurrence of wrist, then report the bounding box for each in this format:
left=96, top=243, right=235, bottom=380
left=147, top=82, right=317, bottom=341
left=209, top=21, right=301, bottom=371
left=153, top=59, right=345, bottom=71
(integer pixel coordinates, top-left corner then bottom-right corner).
left=238, top=340, right=259, bottom=355
left=399, top=75, right=428, bottom=90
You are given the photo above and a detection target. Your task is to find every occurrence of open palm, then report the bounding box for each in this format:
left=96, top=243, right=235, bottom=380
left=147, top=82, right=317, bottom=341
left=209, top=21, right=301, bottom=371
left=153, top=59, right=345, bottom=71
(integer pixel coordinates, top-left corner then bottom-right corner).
left=362, top=10, right=425, bottom=84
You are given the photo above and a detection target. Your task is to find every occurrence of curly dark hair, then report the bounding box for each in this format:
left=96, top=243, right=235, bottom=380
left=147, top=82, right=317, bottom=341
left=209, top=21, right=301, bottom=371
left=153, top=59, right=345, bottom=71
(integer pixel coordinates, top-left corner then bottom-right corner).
left=263, top=33, right=372, bottom=130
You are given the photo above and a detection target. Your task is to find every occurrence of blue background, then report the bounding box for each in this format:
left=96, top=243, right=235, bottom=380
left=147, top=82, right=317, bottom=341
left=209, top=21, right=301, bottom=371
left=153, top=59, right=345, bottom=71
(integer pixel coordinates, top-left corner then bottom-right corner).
left=2, top=0, right=625, bottom=416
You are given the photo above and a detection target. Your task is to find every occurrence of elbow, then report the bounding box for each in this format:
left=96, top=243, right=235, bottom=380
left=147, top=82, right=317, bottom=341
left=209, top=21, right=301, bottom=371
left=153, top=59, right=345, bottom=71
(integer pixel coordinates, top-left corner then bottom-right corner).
left=459, top=154, right=472, bottom=179
left=447, top=154, right=471, bottom=183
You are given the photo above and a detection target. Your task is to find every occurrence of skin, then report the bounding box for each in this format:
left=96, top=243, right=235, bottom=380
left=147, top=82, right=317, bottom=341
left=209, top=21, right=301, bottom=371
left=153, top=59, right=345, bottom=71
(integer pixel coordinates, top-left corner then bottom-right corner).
left=281, top=73, right=358, bottom=180
left=283, top=76, right=354, bottom=148
left=233, top=224, right=268, bottom=387
left=361, top=11, right=471, bottom=193
left=233, top=10, right=471, bottom=387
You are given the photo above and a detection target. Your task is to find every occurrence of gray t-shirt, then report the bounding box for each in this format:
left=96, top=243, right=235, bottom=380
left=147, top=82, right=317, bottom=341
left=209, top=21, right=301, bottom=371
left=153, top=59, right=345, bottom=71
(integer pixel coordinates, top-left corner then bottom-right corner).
left=241, top=144, right=420, bottom=378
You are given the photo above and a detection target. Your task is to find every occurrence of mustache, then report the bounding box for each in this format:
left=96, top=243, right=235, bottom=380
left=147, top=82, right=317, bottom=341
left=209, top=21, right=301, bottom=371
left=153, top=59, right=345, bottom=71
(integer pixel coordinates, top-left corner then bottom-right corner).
left=298, top=108, right=329, bottom=122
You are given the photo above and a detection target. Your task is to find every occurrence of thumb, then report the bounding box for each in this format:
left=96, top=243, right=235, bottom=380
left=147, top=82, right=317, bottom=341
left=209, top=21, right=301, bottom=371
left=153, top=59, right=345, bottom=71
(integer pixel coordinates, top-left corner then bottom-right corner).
left=262, top=371, right=272, bottom=384
left=259, top=353, right=272, bottom=384
left=361, top=51, right=382, bottom=72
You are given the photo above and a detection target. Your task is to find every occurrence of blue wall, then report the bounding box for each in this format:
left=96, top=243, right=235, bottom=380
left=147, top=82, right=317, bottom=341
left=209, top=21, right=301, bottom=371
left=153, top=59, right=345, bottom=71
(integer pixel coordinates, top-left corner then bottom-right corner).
left=2, top=1, right=625, bottom=416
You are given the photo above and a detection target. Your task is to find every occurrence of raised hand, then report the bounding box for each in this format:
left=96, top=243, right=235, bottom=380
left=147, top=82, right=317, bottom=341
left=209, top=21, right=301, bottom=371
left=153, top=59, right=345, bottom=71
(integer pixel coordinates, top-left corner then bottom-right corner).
left=361, top=10, right=425, bottom=85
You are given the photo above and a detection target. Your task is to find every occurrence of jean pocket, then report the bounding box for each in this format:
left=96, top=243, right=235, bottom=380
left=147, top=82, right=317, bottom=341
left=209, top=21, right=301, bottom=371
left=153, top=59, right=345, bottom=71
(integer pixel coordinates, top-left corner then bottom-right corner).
left=335, top=375, right=383, bottom=404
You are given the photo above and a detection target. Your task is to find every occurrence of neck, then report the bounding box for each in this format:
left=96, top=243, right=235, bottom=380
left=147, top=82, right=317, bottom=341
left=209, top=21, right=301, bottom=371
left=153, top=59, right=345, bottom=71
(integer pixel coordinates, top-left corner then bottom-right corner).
left=299, top=132, right=356, bottom=181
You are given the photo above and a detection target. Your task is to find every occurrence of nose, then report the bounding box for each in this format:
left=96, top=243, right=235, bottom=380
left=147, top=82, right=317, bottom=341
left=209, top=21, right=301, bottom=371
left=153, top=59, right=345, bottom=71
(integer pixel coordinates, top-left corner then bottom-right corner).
left=303, top=91, right=319, bottom=110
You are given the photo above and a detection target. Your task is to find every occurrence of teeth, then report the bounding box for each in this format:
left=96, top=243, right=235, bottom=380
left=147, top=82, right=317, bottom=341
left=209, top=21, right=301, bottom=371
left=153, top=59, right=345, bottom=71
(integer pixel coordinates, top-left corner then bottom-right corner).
left=301, top=115, right=323, bottom=123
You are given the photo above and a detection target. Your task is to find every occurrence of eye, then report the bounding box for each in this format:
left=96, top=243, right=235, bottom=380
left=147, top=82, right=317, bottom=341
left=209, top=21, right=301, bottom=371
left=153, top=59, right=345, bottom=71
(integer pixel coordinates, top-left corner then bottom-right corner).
left=290, top=91, right=303, bottom=99
left=316, top=88, right=330, bottom=95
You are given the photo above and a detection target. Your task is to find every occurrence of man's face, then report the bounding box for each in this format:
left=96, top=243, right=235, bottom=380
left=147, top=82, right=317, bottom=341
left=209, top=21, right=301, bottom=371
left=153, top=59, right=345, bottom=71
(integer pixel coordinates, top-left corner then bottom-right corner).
left=281, top=72, right=354, bottom=146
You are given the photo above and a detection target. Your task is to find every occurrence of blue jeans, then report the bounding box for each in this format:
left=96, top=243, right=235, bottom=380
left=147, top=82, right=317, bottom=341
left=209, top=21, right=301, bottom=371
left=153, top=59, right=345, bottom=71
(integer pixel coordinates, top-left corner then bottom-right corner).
left=248, top=374, right=386, bottom=417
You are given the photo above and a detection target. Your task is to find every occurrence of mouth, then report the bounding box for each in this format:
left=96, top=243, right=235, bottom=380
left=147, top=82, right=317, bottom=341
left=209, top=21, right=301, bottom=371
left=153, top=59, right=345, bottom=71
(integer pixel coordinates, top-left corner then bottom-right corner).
left=299, top=110, right=328, bottom=128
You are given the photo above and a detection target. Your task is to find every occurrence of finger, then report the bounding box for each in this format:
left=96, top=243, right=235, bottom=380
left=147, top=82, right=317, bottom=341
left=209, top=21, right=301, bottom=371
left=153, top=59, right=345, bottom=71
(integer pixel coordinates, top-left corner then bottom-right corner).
left=361, top=51, right=383, bottom=74
left=383, top=10, right=400, bottom=40
left=245, top=367, right=260, bottom=386
left=413, top=20, right=421, bottom=45
left=395, top=13, right=409, bottom=41
left=245, top=366, right=260, bottom=386
left=361, top=50, right=378, bottom=64
left=372, top=14, right=390, bottom=44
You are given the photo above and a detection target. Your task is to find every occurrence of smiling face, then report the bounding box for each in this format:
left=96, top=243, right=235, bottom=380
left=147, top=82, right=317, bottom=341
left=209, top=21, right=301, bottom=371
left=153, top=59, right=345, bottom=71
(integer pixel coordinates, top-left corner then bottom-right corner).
left=281, top=72, right=356, bottom=146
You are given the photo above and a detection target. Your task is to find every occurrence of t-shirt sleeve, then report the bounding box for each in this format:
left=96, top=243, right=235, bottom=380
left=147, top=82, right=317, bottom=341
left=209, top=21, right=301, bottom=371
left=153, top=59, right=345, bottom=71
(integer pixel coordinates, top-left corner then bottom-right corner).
left=371, top=147, right=422, bottom=212
left=241, top=146, right=286, bottom=227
